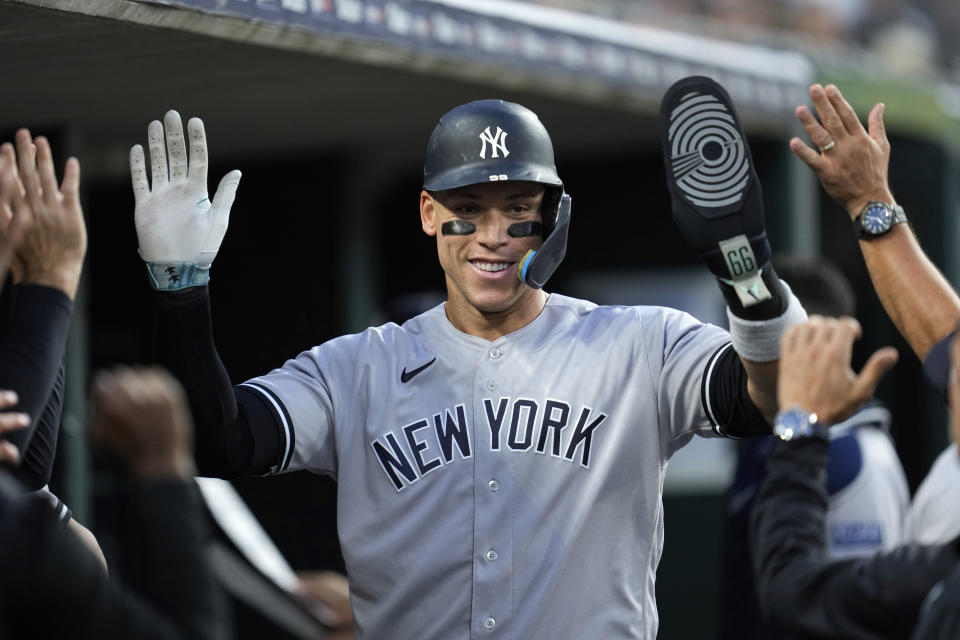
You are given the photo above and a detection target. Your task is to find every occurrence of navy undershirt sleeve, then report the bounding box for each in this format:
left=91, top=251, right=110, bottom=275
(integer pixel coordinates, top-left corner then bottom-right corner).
left=0, top=284, right=71, bottom=487
left=705, top=343, right=772, bottom=438
left=13, top=361, right=64, bottom=488
left=153, top=287, right=285, bottom=478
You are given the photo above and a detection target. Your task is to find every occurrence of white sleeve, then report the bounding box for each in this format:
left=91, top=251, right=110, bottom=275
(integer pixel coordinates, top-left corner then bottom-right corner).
left=906, top=445, right=960, bottom=545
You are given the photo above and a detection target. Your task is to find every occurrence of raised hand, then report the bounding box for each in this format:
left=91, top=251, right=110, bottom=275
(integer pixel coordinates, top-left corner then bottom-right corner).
left=130, top=110, right=241, bottom=291
left=0, top=150, right=33, bottom=286
left=778, top=316, right=898, bottom=425
left=3, top=130, right=86, bottom=300
left=89, top=367, right=196, bottom=479
left=789, top=84, right=894, bottom=218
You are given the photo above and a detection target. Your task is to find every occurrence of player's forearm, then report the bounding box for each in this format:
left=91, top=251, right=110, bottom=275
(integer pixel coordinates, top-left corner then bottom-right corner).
left=742, top=359, right=778, bottom=424
left=152, top=287, right=252, bottom=478
left=859, top=224, right=960, bottom=361
left=13, top=361, right=64, bottom=489
left=751, top=439, right=832, bottom=631
left=0, top=284, right=71, bottom=456
left=152, top=288, right=287, bottom=478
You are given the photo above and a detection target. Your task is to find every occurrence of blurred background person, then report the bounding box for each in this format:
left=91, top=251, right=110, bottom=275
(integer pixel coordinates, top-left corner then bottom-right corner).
left=0, top=366, right=229, bottom=639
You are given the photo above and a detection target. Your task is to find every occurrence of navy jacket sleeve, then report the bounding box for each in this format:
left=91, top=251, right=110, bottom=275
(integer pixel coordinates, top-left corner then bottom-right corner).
left=751, top=437, right=959, bottom=639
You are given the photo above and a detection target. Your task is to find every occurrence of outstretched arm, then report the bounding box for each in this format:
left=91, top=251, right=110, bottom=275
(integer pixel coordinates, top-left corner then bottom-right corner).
left=131, top=111, right=284, bottom=478
left=0, top=132, right=83, bottom=481
left=659, top=76, right=807, bottom=426
left=791, top=83, right=960, bottom=361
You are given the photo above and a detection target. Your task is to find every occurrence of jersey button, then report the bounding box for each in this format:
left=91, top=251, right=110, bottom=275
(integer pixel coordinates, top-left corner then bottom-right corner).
left=484, top=617, right=496, bottom=630
left=488, top=479, right=499, bottom=492
left=486, top=380, right=497, bottom=391
left=486, top=549, right=498, bottom=562
left=490, top=348, right=502, bottom=359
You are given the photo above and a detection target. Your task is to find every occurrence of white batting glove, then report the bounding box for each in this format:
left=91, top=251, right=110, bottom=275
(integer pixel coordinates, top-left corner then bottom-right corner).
left=130, top=110, right=241, bottom=291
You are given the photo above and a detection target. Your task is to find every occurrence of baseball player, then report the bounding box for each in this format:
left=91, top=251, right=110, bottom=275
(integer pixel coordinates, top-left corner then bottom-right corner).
left=130, top=77, right=805, bottom=639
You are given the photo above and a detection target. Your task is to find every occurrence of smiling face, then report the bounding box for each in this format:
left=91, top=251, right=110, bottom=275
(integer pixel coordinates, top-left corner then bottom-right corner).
left=421, top=181, right=548, bottom=335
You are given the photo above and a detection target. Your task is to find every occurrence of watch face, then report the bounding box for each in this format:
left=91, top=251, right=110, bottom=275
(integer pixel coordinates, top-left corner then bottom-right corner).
left=862, top=205, right=892, bottom=234
left=774, top=407, right=818, bottom=441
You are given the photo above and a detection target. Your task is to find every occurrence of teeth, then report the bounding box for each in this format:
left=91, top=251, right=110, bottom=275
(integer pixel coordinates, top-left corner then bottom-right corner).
left=474, top=262, right=510, bottom=272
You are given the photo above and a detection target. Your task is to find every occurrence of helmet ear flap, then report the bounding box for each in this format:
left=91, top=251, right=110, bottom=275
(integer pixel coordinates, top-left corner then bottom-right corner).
left=540, top=187, right=564, bottom=238
left=519, top=193, right=572, bottom=289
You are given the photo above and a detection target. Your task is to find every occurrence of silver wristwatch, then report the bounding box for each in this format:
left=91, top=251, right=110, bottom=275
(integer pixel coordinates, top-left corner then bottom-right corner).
left=853, top=201, right=907, bottom=239
left=773, top=406, right=827, bottom=441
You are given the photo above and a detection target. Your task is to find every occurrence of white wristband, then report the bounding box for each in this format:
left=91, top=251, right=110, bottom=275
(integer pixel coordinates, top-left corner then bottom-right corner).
left=726, top=280, right=807, bottom=362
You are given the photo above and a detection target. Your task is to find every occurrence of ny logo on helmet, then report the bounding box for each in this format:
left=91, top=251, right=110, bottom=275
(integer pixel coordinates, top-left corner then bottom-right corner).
left=478, top=126, right=510, bottom=159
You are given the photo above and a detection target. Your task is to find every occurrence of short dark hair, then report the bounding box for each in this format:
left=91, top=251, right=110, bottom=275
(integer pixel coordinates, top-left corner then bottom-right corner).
left=773, top=254, right=856, bottom=318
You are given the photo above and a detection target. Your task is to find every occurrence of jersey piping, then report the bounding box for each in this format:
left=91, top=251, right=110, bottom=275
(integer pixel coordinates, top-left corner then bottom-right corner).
left=701, top=342, right=733, bottom=436
left=238, top=382, right=295, bottom=473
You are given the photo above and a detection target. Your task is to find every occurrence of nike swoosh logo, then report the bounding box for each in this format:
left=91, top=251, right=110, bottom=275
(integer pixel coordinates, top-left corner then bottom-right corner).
left=401, top=357, right=437, bottom=383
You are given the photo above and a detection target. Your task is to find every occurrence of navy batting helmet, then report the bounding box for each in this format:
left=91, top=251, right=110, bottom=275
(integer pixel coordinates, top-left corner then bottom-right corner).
left=422, top=99, right=572, bottom=289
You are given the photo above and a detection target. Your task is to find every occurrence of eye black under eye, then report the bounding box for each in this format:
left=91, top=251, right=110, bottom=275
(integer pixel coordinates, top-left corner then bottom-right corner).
left=441, top=220, right=477, bottom=235
left=507, top=221, right=542, bottom=238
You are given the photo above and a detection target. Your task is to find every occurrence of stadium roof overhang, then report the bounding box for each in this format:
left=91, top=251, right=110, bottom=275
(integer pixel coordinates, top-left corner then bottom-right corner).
left=1, top=0, right=814, bottom=178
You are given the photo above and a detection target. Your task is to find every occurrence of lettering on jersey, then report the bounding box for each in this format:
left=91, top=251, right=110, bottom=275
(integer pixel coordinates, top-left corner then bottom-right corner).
left=484, top=397, right=509, bottom=450
left=536, top=399, right=570, bottom=457
left=372, top=404, right=473, bottom=491
left=372, top=397, right=607, bottom=491
left=433, top=404, right=472, bottom=464
left=372, top=433, right=419, bottom=491
left=508, top=398, right=538, bottom=451
left=830, top=522, right=883, bottom=548
left=403, top=419, right=442, bottom=477
left=564, top=406, right=606, bottom=467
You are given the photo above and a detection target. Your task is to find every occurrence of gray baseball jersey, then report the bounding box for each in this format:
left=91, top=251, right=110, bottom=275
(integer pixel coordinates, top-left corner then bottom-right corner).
left=242, top=293, right=731, bottom=639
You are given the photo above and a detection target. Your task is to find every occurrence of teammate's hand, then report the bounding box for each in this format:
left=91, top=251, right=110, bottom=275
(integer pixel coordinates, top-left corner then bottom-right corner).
left=777, top=316, right=898, bottom=425
left=89, top=366, right=196, bottom=479
left=3, top=130, right=86, bottom=300
left=130, top=111, right=241, bottom=288
left=790, top=84, right=894, bottom=219
left=0, top=390, right=30, bottom=466
left=296, top=570, right=354, bottom=640
left=0, top=150, right=33, bottom=288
